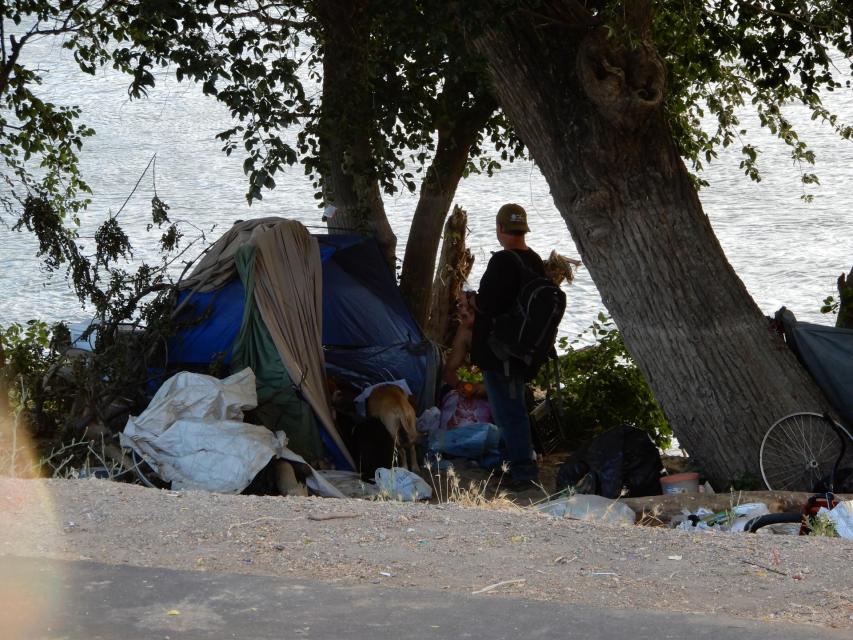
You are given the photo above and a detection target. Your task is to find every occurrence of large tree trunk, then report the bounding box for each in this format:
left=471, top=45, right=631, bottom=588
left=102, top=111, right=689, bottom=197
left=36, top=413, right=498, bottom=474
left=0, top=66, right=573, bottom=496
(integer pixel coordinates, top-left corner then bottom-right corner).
left=399, top=93, right=496, bottom=327
left=316, top=0, right=397, bottom=269
left=470, top=4, right=829, bottom=486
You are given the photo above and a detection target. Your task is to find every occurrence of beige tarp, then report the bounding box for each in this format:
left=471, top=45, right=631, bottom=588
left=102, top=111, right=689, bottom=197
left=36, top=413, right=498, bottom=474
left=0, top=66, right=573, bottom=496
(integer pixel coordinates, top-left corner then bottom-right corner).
left=177, top=218, right=354, bottom=469
left=178, top=217, right=285, bottom=293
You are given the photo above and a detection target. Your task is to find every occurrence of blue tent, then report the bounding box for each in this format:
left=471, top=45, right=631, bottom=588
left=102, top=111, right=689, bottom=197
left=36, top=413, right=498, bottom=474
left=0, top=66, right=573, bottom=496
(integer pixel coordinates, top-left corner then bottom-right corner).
left=167, top=230, right=439, bottom=467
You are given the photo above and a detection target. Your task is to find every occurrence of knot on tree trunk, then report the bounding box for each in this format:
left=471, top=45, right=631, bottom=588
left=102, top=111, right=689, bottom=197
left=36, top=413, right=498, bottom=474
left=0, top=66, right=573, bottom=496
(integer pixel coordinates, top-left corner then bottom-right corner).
left=577, top=29, right=665, bottom=132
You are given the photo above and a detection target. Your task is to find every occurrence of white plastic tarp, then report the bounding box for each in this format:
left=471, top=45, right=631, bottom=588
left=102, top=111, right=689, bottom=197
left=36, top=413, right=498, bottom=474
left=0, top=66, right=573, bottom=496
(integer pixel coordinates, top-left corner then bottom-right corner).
left=120, top=368, right=344, bottom=496
left=821, top=500, right=853, bottom=539
left=353, top=379, right=412, bottom=418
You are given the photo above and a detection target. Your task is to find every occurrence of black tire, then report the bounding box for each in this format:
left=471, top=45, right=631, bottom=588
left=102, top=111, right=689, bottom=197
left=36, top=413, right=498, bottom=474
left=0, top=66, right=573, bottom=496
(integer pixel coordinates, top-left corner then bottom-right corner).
left=744, top=512, right=803, bottom=534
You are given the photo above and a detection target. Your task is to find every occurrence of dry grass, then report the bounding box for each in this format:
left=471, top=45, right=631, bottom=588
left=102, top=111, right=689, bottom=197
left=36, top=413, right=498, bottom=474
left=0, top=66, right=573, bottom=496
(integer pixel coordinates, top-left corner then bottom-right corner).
left=424, top=457, right=521, bottom=511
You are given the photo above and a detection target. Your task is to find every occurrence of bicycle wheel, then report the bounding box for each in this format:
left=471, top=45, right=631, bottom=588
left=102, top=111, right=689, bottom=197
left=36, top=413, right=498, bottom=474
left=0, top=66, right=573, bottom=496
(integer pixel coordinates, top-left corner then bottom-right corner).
left=760, top=412, right=852, bottom=491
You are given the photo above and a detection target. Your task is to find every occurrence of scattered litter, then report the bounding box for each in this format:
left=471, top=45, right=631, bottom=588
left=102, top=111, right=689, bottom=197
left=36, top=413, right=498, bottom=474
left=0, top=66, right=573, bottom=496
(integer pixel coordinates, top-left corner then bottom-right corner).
left=374, top=467, right=432, bottom=501
left=676, top=503, right=770, bottom=533
left=728, top=503, right=771, bottom=532
left=309, top=470, right=378, bottom=499
left=668, top=555, right=682, bottom=561
left=472, top=578, right=526, bottom=595
left=592, top=572, right=617, bottom=576
left=536, top=494, right=636, bottom=525
left=379, top=571, right=394, bottom=577
left=76, top=467, right=112, bottom=480
left=166, top=610, right=180, bottom=616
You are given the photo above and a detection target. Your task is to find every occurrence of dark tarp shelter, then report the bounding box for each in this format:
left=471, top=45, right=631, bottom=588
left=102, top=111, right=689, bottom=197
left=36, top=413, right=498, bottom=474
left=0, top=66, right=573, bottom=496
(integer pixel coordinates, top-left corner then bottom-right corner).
left=777, top=307, right=853, bottom=427
left=167, top=219, right=438, bottom=469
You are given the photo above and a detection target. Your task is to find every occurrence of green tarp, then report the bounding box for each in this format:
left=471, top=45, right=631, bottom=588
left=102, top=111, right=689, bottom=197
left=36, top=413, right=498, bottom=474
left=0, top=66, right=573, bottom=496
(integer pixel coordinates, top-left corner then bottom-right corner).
left=231, top=245, right=324, bottom=462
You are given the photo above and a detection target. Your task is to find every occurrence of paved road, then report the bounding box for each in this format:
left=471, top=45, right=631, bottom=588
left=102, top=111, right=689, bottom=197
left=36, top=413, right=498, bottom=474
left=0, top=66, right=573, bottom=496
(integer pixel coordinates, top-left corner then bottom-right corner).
left=0, top=556, right=846, bottom=640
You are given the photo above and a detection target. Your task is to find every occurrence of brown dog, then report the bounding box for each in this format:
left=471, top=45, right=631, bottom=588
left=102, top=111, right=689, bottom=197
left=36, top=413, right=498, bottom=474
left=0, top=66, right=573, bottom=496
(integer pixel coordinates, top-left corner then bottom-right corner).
left=365, top=384, right=420, bottom=473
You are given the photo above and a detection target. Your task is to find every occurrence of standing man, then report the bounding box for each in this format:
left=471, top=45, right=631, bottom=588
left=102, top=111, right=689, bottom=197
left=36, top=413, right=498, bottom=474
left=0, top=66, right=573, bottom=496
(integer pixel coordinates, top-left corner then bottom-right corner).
left=471, top=203, right=546, bottom=489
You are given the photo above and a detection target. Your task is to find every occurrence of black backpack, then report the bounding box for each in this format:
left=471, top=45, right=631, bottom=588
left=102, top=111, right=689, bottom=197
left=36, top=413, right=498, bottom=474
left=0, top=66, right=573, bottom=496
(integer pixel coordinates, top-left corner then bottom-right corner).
left=487, top=250, right=566, bottom=379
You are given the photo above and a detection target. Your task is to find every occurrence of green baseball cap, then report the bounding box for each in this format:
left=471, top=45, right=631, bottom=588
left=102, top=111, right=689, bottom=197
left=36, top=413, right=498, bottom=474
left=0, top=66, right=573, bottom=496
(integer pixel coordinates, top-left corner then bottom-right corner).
left=496, top=203, right=530, bottom=233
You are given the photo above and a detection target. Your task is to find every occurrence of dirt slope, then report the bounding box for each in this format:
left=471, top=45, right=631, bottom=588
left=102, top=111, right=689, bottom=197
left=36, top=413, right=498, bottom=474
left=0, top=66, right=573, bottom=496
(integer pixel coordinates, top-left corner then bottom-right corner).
left=1, top=478, right=851, bottom=629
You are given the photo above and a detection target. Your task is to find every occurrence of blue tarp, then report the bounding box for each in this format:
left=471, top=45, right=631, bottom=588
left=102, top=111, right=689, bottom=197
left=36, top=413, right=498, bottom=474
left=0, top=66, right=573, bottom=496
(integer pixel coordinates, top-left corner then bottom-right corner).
left=315, top=235, right=432, bottom=410
left=169, top=279, right=245, bottom=366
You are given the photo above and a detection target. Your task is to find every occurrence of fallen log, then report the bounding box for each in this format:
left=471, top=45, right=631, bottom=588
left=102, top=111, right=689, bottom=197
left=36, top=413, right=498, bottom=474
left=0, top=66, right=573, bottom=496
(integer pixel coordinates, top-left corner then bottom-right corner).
left=622, top=490, right=853, bottom=525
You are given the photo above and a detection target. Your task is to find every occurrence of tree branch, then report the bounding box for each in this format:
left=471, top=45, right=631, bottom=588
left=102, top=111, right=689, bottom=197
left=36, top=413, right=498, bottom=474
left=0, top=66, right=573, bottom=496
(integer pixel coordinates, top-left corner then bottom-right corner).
left=0, top=0, right=123, bottom=95
left=520, top=0, right=599, bottom=29
left=214, top=5, right=314, bottom=29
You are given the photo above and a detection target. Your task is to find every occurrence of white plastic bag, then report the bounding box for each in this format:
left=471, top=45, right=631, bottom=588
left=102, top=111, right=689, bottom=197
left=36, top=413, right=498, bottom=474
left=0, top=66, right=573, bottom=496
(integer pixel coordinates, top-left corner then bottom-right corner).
left=536, top=494, right=635, bottom=525
left=374, top=467, right=432, bottom=501
left=824, top=500, right=853, bottom=539
left=728, top=503, right=771, bottom=532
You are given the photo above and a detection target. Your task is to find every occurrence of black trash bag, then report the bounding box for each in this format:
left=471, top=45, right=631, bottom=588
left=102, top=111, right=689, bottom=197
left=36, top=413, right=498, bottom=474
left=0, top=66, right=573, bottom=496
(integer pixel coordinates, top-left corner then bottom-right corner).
left=556, top=425, right=663, bottom=498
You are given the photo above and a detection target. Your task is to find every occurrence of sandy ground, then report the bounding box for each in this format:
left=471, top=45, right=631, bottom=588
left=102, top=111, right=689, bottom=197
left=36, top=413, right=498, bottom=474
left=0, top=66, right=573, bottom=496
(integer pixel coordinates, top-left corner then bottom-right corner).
left=1, top=478, right=852, bottom=630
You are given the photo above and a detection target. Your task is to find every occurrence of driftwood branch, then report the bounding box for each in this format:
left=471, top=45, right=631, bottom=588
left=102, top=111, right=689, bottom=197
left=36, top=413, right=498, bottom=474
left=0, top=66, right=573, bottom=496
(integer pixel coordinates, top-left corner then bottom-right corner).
left=543, top=249, right=581, bottom=286
left=836, top=266, right=853, bottom=329
left=426, top=205, right=474, bottom=347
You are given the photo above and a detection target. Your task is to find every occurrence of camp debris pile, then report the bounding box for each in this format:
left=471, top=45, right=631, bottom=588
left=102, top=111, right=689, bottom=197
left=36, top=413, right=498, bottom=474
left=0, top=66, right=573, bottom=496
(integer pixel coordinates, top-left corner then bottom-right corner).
left=115, top=217, right=439, bottom=497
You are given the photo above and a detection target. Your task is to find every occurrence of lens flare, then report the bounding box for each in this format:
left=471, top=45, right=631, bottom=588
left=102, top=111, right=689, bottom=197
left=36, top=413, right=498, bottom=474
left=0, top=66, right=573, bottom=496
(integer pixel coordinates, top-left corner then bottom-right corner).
left=1, top=405, right=65, bottom=639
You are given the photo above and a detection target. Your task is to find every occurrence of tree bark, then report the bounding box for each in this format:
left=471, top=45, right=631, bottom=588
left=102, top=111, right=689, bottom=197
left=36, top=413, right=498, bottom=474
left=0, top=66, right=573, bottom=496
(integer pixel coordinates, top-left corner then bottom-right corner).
left=316, top=0, right=397, bottom=269
left=398, top=93, right=496, bottom=327
left=0, top=342, right=8, bottom=430
left=426, top=205, right=474, bottom=347
left=470, top=6, right=829, bottom=486
left=836, top=267, right=853, bottom=329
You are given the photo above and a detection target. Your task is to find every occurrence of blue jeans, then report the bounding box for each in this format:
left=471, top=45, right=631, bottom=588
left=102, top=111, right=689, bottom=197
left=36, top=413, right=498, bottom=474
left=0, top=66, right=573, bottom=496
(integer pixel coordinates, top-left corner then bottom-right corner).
left=483, top=369, right=538, bottom=482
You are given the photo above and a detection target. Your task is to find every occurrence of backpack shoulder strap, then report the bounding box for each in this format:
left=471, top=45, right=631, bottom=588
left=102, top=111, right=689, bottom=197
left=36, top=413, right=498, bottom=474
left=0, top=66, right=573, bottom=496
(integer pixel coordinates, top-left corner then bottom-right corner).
left=500, top=249, right=535, bottom=277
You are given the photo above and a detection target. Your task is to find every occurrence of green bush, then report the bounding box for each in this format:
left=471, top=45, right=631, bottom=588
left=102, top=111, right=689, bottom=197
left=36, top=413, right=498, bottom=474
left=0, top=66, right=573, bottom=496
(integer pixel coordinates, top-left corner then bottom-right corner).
left=537, top=313, right=672, bottom=449
left=0, top=320, right=67, bottom=438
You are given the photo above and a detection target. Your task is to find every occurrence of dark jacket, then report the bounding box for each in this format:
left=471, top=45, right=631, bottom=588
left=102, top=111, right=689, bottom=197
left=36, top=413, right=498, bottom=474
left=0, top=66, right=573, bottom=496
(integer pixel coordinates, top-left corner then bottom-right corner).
left=471, top=248, right=545, bottom=372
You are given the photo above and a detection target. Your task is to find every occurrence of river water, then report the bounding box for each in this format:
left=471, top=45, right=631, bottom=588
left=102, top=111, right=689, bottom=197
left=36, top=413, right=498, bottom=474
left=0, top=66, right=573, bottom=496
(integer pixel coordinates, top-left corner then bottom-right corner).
left=1, top=40, right=851, bottom=341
